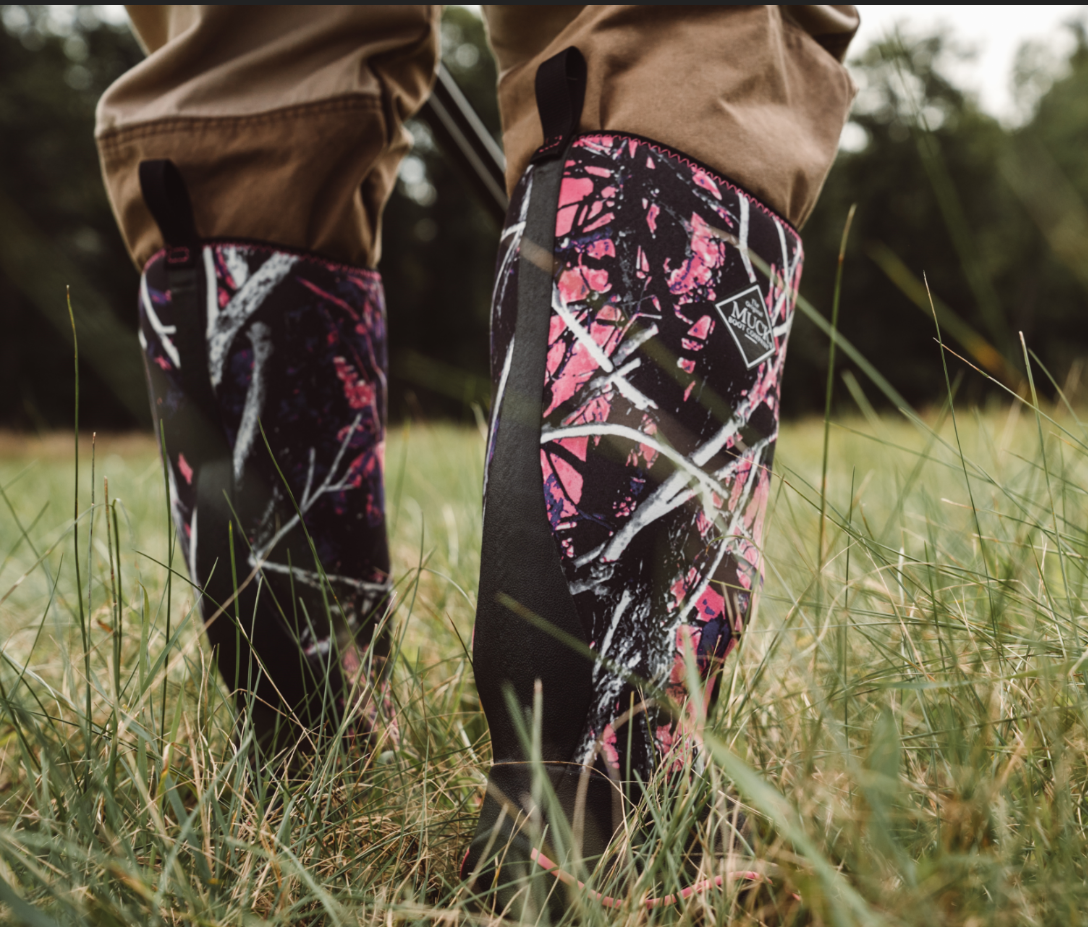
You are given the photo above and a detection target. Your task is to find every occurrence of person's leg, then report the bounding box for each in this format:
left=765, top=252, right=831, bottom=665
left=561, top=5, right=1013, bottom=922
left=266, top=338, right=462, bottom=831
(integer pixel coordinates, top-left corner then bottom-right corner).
left=465, top=4, right=857, bottom=911
left=97, top=5, right=440, bottom=757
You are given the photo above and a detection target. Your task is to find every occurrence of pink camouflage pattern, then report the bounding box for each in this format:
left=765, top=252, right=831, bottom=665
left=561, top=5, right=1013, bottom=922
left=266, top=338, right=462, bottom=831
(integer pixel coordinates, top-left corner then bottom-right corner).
left=138, top=241, right=395, bottom=738
left=490, top=133, right=803, bottom=783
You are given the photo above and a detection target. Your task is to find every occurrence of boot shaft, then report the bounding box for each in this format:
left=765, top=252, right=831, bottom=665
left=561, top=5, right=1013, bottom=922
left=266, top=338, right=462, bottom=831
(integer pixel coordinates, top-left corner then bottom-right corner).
left=137, top=161, right=394, bottom=749
left=467, top=46, right=802, bottom=907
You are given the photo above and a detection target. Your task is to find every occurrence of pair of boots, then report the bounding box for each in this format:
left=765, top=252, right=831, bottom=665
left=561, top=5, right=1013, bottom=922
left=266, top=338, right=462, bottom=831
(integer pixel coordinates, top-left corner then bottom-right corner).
left=137, top=48, right=802, bottom=913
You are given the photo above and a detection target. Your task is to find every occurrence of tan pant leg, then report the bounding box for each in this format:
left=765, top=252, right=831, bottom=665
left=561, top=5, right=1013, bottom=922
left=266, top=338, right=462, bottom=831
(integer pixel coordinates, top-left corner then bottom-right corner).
left=483, top=5, right=858, bottom=228
left=96, top=5, right=440, bottom=269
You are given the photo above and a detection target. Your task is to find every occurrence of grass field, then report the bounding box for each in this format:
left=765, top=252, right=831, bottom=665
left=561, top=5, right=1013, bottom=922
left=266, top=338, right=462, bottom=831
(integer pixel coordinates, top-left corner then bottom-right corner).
left=0, top=386, right=1086, bottom=925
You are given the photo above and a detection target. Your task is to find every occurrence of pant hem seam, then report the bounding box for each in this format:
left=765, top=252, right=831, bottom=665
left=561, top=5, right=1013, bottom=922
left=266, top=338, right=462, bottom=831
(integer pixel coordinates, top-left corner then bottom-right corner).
left=96, top=94, right=385, bottom=147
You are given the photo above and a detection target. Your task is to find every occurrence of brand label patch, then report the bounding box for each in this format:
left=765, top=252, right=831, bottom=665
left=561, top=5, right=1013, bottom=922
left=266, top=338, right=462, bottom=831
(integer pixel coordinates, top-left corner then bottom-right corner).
left=715, top=284, right=774, bottom=369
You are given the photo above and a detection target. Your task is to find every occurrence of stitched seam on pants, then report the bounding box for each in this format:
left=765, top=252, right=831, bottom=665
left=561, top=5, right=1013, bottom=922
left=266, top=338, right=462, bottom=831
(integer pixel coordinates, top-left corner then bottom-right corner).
left=96, top=94, right=385, bottom=148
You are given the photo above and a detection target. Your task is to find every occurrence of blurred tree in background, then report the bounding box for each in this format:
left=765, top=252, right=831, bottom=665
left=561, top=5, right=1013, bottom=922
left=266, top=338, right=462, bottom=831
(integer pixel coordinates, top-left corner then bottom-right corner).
left=0, top=5, right=143, bottom=429
left=797, top=19, right=1088, bottom=414
left=1, top=5, right=1087, bottom=431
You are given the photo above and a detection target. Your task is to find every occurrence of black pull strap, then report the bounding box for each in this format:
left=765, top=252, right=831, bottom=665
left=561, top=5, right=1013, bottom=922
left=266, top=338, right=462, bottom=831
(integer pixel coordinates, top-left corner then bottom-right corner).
left=139, top=158, right=199, bottom=264
left=529, top=46, right=587, bottom=165
left=138, top=159, right=217, bottom=423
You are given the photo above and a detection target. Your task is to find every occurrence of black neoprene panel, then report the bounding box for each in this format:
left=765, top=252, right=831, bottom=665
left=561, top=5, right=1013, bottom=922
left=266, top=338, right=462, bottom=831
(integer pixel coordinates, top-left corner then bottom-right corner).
left=472, top=47, right=595, bottom=767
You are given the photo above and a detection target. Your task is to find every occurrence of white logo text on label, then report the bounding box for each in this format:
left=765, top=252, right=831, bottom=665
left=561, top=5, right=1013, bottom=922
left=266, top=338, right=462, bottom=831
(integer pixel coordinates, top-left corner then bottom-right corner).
left=714, top=284, right=775, bottom=369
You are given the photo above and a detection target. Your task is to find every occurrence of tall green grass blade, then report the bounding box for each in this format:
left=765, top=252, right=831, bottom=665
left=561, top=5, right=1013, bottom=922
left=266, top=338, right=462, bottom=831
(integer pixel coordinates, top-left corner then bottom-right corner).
left=819, top=203, right=856, bottom=570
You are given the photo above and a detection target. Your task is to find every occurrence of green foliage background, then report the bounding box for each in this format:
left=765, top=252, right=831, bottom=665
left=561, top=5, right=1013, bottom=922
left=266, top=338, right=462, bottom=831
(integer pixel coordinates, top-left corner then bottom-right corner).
left=1, top=5, right=1087, bottom=428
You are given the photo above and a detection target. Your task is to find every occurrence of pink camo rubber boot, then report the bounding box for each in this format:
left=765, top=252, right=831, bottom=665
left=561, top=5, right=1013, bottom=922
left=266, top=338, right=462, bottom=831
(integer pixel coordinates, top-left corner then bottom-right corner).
left=463, top=47, right=802, bottom=915
left=137, top=160, right=395, bottom=760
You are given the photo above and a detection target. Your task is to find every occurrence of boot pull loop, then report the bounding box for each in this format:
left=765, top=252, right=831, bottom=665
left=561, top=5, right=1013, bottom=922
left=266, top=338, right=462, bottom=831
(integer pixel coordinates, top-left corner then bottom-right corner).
left=139, top=159, right=199, bottom=266
left=530, top=46, right=587, bottom=165
left=138, top=158, right=215, bottom=418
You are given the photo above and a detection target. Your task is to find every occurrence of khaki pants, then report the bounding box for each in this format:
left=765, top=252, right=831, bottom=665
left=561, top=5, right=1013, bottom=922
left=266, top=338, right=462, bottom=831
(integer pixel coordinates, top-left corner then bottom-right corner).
left=96, top=5, right=858, bottom=270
